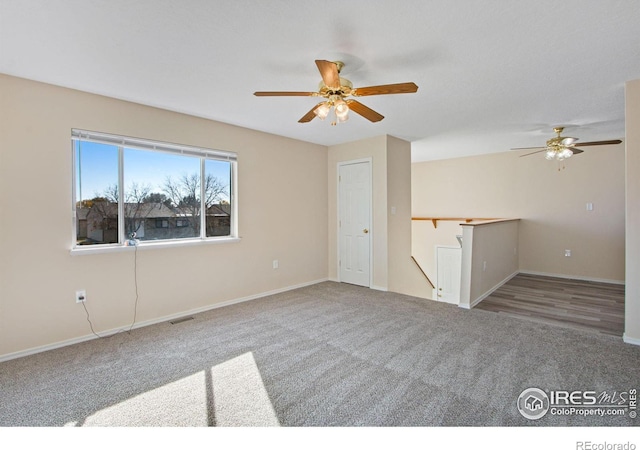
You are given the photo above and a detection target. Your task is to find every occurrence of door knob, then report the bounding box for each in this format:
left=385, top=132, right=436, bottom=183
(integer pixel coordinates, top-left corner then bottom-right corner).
left=363, top=229, right=369, bottom=234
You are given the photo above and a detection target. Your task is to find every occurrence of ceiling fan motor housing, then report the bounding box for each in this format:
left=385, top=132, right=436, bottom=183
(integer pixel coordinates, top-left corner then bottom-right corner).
left=318, top=78, right=353, bottom=98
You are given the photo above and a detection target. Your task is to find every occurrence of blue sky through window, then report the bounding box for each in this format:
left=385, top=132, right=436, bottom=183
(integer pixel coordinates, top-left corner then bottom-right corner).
left=123, top=148, right=200, bottom=198
left=75, top=141, right=231, bottom=203
left=75, top=141, right=118, bottom=202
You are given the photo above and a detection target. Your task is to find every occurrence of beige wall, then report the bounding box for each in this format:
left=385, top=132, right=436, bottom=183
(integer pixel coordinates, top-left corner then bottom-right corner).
left=459, top=220, right=519, bottom=308
left=3, top=71, right=633, bottom=358
left=327, top=136, right=388, bottom=289
left=517, top=145, right=625, bottom=282
left=625, top=79, right=640, bottom=343
left=327, top=135, right=425, bottom=296
left=0, top=75, right=328, bottom=359
left=411, top=220, right=461, bottom=297
left=386, top=136, right=426, bottom=297
left=411, top=151, right=520, bottom=291
left=412, top=145, right=625, bottom=283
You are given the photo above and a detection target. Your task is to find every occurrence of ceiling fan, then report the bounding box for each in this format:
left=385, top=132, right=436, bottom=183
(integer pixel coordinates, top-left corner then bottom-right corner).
left=512, top=127, right=622, bottom=161
left=254, top=60, right=418, bottom=125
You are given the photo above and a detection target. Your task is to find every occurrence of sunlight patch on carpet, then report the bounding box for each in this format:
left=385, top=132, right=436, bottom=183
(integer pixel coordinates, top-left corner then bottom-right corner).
left=83, top=371, right=210, bottom=426
left=211, top=352, right=280, bottom=427
left=79, top=351, right=278, bottom=426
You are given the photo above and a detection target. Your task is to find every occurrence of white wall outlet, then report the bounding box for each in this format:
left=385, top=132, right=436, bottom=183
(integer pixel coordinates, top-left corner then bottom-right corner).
left=272, top=259, right=279, bottom=269
left=482, top=261, right=487, bottom=271
left=586, top=202, right=594, bottom=211
left=565, top=249, right=571, bottom=257
left=75, top=290, right=86, bottom=303
left=391, top=206, right=397, bottom=215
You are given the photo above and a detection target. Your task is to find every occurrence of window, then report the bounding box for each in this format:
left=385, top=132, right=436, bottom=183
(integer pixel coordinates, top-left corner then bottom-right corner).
left=73, top=129, right=236, bottom=248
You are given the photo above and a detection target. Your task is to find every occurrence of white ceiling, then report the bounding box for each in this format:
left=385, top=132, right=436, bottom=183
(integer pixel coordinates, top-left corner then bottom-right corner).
left=1, top=0, right=639, bottom=162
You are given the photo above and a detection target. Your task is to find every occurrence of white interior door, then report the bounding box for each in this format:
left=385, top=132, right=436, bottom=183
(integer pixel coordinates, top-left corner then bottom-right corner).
left=338, top=160, right=371, bottom=287
left=436, top=246, right=462, bottom=304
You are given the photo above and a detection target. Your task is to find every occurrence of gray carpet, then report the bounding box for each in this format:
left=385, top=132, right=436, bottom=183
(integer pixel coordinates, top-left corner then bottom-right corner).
left=1, top=281, right=639, bottom=427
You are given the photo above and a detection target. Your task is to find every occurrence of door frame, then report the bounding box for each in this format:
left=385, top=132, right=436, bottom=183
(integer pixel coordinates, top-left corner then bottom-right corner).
left=337, top=158, right=373, bottom=287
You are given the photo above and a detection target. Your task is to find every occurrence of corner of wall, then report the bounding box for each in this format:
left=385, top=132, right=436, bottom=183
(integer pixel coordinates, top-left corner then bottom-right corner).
left=625, top=79, right=640, bottom=342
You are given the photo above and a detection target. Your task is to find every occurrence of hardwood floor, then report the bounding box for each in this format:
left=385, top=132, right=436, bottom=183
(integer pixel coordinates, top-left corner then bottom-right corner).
left=476, top=274, right=625, bottom=336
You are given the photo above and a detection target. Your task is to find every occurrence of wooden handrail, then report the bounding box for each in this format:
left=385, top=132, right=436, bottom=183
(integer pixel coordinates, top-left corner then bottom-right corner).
left=411, top=256, right=435, bottom=289
left=412, top=217, right=498, bottom=228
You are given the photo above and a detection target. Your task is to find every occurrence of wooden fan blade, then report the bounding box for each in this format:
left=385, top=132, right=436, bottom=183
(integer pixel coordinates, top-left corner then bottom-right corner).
left=353, top=82, right=418, bottom=97
left=298, top=102, right=325, bottom=123
left=315, top=60, right=340, bottom=89
left=254, top=91, right=317, bottom=97
left=346, top=100, right=384, bottom=122
left=573, top=139, right=622, bottom=147
left=511, top=146, right=545, bottom=151
left=519, top=149, right=546, bottom=157
left=571, top=148, right=584, bottom=155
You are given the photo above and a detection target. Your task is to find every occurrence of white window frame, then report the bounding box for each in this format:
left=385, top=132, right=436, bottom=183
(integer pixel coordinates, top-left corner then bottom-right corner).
left=71, top=129, right=239, bottom=254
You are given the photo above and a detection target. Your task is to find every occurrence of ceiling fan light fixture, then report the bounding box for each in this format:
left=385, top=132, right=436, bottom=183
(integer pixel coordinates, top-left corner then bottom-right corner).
left=334, top=99, right=348, bottom=114
left=337, top=111, right=349, bottom=122
left=560, top=147, right=573, bottom=159
left=314, top=102, right=331, bottom=120
left=545, top=149, right=557, bottom=160
left=335, top=100, right=349, bottom=121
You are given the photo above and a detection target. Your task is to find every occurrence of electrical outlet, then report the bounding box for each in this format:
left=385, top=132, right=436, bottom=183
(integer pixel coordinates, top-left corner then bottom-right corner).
left=75, top=290, right=86, bottom=303
left=272, top=259, right=279, bottom=269
left=565, top=249, right=571, bottom=257
left=482, top=261, right=487, bottom=271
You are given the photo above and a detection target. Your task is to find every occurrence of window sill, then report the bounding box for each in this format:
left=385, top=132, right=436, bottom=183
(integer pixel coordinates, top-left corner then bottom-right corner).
left=70, top=236, right=241, bottom=256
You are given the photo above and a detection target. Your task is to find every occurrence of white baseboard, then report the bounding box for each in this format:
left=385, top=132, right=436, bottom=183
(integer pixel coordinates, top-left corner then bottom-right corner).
left=0, top=278, right=329, bottom=363
left=371, top=285, right=388, bottom=292
left=329, top=277, right=386, bottom=291
left=518, top=270, right=625, bottom=285
left=460, top=270, right=519, bottom=310
left=623, top=334, right=640, bottom=346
